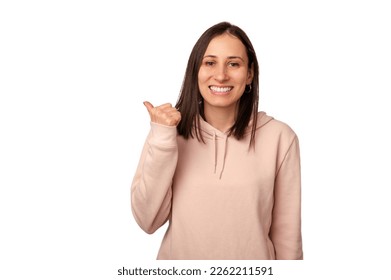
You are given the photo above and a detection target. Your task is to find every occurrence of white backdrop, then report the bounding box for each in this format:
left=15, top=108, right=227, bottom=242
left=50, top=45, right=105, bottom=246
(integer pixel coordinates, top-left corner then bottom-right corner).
left=1, top=0, right=390, bottom=279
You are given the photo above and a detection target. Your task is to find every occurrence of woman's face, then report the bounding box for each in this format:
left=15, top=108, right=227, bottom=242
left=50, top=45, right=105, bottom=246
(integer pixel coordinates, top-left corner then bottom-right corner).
left=198, top=33, right=253, bottom=113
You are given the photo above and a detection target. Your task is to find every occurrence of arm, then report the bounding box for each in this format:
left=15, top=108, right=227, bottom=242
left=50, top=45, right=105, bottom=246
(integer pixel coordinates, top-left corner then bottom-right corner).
left=131, top=101, right=181, bottom=234
left=131, top=122, right=178, bottom=234
left=270, top=135, right=303, bottom=259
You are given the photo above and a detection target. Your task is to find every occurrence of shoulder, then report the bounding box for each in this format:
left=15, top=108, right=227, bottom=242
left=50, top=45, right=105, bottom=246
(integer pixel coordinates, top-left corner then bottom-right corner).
left=254, top=112, right=299, bottom=154
left=251, top=113, right=300, bottom=167
left=257, top=112, right=297, bottom=137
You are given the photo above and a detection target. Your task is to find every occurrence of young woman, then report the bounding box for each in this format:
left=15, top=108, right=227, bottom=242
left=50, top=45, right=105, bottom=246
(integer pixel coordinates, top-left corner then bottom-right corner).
left=131, top=22, right=303, bottom=260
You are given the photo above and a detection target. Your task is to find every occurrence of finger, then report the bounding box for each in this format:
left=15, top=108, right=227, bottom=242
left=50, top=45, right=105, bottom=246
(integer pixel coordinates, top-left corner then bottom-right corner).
left=143, top=101, right=154, bottom=114
left=156, top=103, right=173, bottom=109
left=161, top=107, right=179, bottom=114
left=168, top=111, right=182, bottom=122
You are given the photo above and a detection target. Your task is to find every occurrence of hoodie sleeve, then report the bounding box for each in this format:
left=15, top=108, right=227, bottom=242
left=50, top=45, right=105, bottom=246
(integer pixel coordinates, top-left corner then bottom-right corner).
left=270, top=135, right=303, bottom=260
left=131, top=122, right=178, bottom=234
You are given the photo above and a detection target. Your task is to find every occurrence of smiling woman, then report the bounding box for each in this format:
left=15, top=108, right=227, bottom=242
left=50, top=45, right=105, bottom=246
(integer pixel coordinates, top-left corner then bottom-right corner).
left=198, top=33, right=254, bottom=133
left=131, top=21, right=303, bottom=260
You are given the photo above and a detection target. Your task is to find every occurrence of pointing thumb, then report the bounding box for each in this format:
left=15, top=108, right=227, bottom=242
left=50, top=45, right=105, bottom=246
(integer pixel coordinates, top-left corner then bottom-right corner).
left=143, top=101, right=154, bottom=113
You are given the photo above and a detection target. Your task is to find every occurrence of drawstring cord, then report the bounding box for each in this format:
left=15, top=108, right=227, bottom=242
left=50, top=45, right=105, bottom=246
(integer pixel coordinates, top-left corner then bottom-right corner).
left=213, top=131, right=217, bottom=174
left=212, top=131, right=228, bottom=179
left=219, top=136, right=228, bottom=179
left=211, top=130, right=228, bottom=179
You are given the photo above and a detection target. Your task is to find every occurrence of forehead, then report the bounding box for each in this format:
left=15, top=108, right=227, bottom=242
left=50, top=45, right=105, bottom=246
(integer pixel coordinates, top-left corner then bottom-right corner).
left=204, top=33, right=247, bottom=59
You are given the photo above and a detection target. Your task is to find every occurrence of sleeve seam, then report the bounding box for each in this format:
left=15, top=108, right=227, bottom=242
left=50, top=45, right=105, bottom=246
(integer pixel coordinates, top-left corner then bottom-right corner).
left=275, top=134, right=297, bottom=178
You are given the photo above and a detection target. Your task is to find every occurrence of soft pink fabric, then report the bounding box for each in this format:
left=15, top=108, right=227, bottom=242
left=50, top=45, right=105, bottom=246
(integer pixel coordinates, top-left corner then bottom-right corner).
left=131, top=112, right=303, bottom=260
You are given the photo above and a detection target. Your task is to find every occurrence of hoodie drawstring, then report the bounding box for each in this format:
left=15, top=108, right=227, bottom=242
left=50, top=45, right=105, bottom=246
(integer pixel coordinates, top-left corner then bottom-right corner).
left=212, top=131, right=228, bottom=179
left=219, top=136, right=228, bottom=179
left=200, top=112, right=272, bottom=180
left=213, top=131, right=217, bottom=174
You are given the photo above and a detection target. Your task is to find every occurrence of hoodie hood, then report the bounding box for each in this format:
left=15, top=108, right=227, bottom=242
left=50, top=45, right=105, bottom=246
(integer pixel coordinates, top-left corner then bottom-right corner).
left=196, top=112, right=274, bottom=179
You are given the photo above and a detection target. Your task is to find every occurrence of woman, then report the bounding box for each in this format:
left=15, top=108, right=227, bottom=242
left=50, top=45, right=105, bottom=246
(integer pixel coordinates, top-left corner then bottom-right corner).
left=131, top=22, right=303, bottom=260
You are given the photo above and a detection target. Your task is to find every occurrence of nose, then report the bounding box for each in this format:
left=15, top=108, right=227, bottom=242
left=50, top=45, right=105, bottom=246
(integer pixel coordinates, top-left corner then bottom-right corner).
left=214, top=65, right=229, bottom=82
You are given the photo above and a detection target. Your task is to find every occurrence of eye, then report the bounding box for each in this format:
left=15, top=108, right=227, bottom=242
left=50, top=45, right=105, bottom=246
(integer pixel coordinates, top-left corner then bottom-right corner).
left=228, top=62, right=240, bottom=67
left=204, top=61, right=215, bottom=66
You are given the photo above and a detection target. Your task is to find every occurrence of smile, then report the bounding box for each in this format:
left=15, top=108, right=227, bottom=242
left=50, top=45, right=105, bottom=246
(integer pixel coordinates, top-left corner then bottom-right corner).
left=209, top=86, right=233, bottom=94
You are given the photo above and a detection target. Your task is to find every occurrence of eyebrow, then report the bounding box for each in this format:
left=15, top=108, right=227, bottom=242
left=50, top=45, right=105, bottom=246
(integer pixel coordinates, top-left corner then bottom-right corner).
left=203, top=55, right=245, bottom=62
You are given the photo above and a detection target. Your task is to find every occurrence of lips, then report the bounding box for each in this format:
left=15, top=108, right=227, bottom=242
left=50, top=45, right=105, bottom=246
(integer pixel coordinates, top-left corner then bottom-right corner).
left=209, top=86, right=233, bottom=95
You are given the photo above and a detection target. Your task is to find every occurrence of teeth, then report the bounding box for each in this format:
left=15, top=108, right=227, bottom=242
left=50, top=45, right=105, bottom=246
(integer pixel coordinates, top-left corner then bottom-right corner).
left=210, top=86, right=232, bottom=92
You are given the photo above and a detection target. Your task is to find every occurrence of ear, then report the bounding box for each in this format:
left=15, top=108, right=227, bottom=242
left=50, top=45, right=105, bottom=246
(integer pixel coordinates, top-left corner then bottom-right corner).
left=246, top=63, right=254, bottom=84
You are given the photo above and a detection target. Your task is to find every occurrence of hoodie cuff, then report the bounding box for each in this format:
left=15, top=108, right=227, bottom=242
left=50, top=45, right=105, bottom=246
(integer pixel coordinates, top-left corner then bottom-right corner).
left=149, top=122, right=178, bottom=148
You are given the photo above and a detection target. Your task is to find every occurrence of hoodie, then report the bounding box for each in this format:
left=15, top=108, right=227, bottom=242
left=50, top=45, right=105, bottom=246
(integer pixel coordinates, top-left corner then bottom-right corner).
left=131, top=111, right=303, bottom=260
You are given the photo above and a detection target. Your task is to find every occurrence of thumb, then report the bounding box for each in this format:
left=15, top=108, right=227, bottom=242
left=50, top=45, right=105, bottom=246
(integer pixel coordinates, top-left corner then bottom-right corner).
left=143, top=101, right=154, bottom=114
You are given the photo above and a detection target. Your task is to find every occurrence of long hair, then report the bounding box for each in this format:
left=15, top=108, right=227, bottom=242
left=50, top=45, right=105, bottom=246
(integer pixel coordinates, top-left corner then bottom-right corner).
left=175, top=22, right=259, bottom=147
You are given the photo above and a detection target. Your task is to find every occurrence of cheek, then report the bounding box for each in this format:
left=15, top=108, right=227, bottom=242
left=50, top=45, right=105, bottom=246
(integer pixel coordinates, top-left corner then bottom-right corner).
left=234, top=70, right=251, bottom=82
left=197, top=72, right=207, bottom=94
left=197, top=68, right=207, bottom=80
left=197, top=70, right=210, bottom=88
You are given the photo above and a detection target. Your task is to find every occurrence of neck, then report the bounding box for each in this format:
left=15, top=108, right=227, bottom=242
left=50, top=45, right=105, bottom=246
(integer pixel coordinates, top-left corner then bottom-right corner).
left=203, top=103, right=238, bottom=133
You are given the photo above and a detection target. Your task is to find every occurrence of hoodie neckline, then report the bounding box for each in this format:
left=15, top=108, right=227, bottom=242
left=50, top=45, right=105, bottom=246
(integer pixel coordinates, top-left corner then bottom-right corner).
left=198, top=112, right=272, bottom=138
left=194, top=111, right=273, bottom=179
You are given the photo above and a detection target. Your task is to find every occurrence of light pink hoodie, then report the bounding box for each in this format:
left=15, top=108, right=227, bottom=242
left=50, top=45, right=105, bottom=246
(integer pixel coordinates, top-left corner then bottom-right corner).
left=131, top=112, right=303, bottom=260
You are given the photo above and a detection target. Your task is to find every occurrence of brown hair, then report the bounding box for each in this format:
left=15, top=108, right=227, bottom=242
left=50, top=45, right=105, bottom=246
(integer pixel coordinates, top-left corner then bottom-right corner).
left=175, top=22, right=259, bottom=147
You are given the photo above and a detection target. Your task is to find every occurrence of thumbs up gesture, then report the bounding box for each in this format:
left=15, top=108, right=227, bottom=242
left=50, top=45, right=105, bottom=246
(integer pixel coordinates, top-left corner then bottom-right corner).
left=143, top=101, right=182, bottom=127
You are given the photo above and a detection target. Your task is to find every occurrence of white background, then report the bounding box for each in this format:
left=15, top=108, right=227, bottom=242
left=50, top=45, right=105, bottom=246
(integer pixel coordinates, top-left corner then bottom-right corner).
left=1, top=0, right=390, bottom=279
